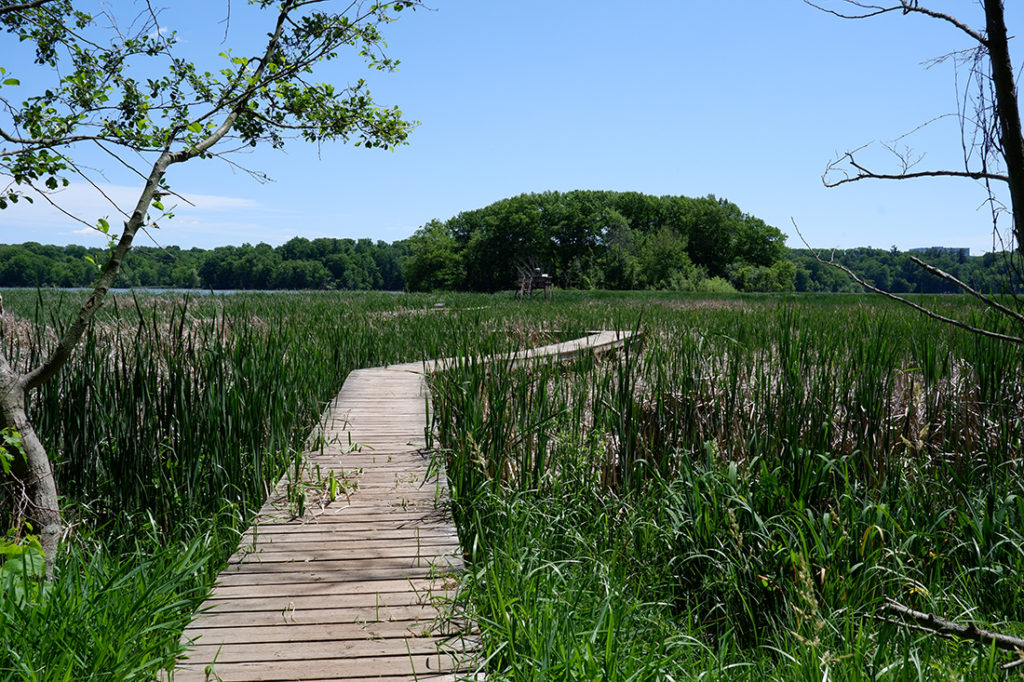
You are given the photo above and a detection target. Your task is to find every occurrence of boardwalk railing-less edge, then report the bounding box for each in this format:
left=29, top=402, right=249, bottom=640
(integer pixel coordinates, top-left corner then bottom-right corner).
left=175, top=331, right=633, bottom=682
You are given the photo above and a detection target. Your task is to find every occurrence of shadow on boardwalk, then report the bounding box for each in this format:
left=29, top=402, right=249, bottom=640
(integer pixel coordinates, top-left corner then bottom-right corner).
left=175, top=331, right=632, bottom=682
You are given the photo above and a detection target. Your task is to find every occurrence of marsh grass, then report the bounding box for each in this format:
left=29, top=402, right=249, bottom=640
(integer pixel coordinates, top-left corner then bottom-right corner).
left=430, top=293, right=1024, bottom=679
left=1, top=289, right=1021, bottom=679
left=0, top=535, right=212, bottom=681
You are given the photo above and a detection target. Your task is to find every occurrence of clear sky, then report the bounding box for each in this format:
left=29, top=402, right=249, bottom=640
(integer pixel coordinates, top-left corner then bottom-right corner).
left=1, top=0, right=1020, bottom=254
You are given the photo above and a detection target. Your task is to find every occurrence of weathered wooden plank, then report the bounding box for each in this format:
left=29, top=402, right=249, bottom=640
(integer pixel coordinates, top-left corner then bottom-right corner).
left=183, top=619, right=463, bottom=644
left=184, top=636, right=473, bottom=664
left=211, top=566, right=457, bottom=587
left=207, top=577, right=448, bottom=600
left=200, top=589, right=455, bottom=614
left=175, top=659, right=465, bottom=682
left=252, top=510, right=444, bottom=525
left=241, top=525, right=457, bottom=538
left=239, top=535, right=458, bottom=551
left=175, top=653, right=468, bottom=681
left=231, top=547, right=458, bottom=563
left=186, top=603, right=442, bottom=628
left=220, top=557, right=461, bottom=577
left=243, top=523, right=455, bottom=536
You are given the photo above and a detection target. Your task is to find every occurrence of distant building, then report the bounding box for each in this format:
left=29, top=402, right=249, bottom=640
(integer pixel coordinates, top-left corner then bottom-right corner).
left=909, top=246, right=970, bottom=260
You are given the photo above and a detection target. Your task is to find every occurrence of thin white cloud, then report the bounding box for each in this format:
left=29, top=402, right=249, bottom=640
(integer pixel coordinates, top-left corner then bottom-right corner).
left=179, top=193, right=262, bottom=211
left=0, top=181, right=270, bottom=247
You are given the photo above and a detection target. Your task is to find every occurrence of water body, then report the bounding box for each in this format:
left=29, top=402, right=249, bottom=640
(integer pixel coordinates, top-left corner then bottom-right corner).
left=41, top=288, right=406, bottom=295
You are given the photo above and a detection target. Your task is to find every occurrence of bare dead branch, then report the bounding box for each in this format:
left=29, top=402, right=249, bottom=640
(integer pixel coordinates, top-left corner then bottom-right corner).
left=873, top=615, right=955, bottom=641
left=805, top=1, right=987, bottom=45
left=908, top=254, right=1024, bottom=325
left=824, top=165, right=1011, bottom=186
left=792, top=219, right=1024, bottom=345
left=804, top=1, right=895, bottom=21
left=823, top=145, right=1010, bottom=186
left=881, top=599, right=1024, bottom=657
left=901, top=5, right=988, bottom=46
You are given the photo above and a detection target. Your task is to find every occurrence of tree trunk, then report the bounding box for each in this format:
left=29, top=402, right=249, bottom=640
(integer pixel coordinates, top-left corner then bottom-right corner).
left=984, top=0, right=1024, bottom=251
left=0, top=153, right=177, bottom=578
left=0, top=355, right=62, bottom=578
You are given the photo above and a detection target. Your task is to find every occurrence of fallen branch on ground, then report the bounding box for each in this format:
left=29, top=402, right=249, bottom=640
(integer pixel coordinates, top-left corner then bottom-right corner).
left=880, top=599, right=1024, bottom=670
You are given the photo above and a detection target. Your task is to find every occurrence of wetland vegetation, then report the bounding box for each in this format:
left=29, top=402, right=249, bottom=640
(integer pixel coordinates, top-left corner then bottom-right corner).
left=0, top=289, right=1021, bottom=679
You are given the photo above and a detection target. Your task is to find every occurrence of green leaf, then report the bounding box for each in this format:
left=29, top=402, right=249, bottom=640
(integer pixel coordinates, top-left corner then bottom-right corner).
left=152, top=200, right=164, bottom=210
left=1, top=78, right=19, bottom=86
left=0, top=428, right=25, bottom=476
left=187, top=121, right=202, bottom=133
left=97, top=218, right=110, bottom=234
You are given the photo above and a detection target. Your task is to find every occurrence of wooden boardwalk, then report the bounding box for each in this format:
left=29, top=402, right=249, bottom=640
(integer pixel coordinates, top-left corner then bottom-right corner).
left=176, top=331, right=631, bottom=681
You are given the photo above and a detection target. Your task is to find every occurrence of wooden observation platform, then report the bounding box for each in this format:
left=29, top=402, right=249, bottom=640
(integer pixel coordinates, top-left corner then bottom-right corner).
left=175, top=331, right=632, bottom=681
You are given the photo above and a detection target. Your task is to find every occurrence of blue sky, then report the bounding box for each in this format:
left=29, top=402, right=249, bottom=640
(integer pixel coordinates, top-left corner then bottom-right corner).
left=1, top=0, right=1020, bottom=254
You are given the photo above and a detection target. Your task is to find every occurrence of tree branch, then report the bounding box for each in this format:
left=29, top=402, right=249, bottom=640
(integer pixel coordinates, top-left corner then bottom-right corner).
left=823, top=146, right=1011, bottom=187
left=881, top=599, right=1024, bottom=659
left=0, top=130, right=109, bottom=154
left=22, top=149, right=172, bottom=391
left=23, top=0, right=299, bottom=391
left=823, top=165, right=1011, bottom=186
left=902, top=5, right=988, bottom=46
left=0, top=0, right=57, bottom=15
left=792, top=219, right=1024, bottom=345
left=804, top=1, right=987, bottom=45
left=804, top=1, right=897, bottom=21
left=908, top=254, right=1024, bottom=326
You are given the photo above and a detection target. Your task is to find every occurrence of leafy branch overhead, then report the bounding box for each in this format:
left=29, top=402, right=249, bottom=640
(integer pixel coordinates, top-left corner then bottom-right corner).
left=0, top=0, right=421, bottom=570
left=0, top=0, right=418, bottom=212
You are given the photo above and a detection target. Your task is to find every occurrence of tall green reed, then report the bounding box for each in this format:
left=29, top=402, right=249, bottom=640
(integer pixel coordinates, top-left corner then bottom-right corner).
left=429, top=293, right=1024, bottom=679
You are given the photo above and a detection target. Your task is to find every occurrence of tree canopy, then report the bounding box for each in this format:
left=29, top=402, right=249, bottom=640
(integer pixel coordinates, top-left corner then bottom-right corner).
left=403, top=190, right=791, bottom=293
left=788, top=247, right=1021, bottom=294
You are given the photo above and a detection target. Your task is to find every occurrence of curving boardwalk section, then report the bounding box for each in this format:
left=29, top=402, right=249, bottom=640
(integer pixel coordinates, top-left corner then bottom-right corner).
left=176, top=331, right=631, bottom=681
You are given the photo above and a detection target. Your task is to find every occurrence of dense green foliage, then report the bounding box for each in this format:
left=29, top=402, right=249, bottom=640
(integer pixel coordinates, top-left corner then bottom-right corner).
left=0, top=238, right=407, bottom=290
left=5, top=216, right=1019, bottom=298
left=789, top=247, right=1023, bottom=294
left=3, top=238, right=1020, bottom=296
left=429, top=293, right=1024, bottom=679
left=403, top=190, right=791, bottom=292
left=1, top=290, right=1022, bottom=678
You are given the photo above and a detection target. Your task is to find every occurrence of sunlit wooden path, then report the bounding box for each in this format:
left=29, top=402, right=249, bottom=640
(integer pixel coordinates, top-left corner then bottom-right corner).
left=175, top=330, right=631, bottom=682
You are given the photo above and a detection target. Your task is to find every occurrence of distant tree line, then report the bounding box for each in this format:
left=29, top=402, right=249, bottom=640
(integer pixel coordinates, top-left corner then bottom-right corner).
left=0, top=238, right=408, bottom=290
left=2, top=202, right=1017, bottom=295
left=788, top=247, right=1022, bottom=294
left=403, top=190, right=793, bottom=293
